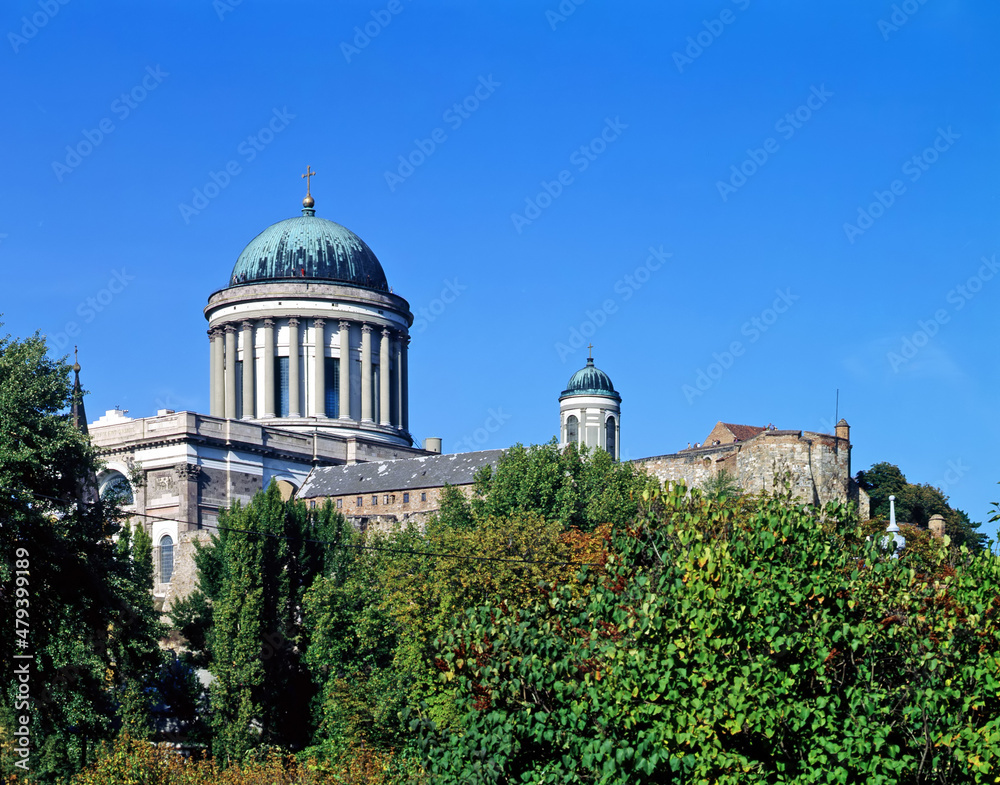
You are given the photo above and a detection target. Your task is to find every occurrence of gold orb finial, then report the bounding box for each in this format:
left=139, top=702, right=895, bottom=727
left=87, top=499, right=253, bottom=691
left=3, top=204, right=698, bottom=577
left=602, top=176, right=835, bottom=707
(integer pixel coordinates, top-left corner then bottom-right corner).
left=303, top=194, right=315, bottom=208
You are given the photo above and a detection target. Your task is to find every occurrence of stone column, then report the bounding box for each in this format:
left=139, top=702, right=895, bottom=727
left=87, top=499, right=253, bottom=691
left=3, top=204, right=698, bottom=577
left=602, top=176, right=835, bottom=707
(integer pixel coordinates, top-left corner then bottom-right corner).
left=241, top=320, right=255, bottom=419
left=395, top=336, right=404, bottom=429
left=224, top=325, right=237, bottom=418
left=338, top=320, right=351, bottom=420
left=262, top=318, right=275, bottom=418
left=209, top=328, right=224, bottom=417
left=175, top=463, right=201, bottom=532
left=361, top=324, right=373, bottom=422
left=380, top=328, right=391, bottom=426
left=312, top=319, right=326, bottom=418
left=288, top=318, right=300, bottom=417
left=402, top=335, right=409, bottom=432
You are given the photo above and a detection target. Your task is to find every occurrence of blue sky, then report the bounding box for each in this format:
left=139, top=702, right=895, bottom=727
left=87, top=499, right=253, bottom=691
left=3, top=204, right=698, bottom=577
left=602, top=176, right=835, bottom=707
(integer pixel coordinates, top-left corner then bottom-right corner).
left=2, top=1, right=998, bottom=538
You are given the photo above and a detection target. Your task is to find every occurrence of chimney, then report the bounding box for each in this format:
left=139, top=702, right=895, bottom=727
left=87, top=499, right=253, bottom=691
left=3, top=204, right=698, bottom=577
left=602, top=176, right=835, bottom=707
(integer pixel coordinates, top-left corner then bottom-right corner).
left=423, top=437, right=442, bottom=454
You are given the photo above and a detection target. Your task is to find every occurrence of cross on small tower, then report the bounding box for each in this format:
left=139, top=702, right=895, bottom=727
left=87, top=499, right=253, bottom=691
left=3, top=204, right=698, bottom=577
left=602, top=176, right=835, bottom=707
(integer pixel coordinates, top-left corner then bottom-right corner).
left=587, top=343, right=594, bottom=359
left=302, top=165, right=317, bottom=197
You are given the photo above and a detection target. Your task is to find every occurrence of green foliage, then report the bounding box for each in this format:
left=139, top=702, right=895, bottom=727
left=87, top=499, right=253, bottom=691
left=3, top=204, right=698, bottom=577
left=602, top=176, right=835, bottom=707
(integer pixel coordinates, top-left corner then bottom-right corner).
left=206, top=484, right=343, bottom=763
left=168, top=589, right=214, bottom=669
left=857, top=461, right=985, bottom=550
left=700, top=468, right=742, bottom=500
left=302, top=511, right=575, bottom=761
left=422, top=484, right=1000, bottom=784
left=0, top=330, right=164, bottom=782
left=472, top=440, right=648, bottom=532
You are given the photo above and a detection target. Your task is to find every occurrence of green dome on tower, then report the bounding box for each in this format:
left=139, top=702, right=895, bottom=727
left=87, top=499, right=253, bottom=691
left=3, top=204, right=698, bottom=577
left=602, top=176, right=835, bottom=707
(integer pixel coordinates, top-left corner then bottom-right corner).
left=560, top=356, right=621, bottom=401
left=229, top=200, right=389, bottom=291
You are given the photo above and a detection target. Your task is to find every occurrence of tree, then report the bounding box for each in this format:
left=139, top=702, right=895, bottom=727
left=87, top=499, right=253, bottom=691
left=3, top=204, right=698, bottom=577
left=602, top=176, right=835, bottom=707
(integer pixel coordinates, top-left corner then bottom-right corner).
left=203, top=483, right=342, bottom=762
left=857, top=461, right=985, bottom=550
left=0, top=330, right=163, bottom=782
left=421, top=484, right=1000, bottom=783
left=471, top=440, right=650, bottom=531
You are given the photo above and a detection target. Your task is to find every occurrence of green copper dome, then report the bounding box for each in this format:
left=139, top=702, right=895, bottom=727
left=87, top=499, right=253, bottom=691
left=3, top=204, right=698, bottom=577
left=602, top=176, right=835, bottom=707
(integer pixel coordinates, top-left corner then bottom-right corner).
left=560, top=357, right=621, bottom=401
left=229, top=206, right=389, bottom=291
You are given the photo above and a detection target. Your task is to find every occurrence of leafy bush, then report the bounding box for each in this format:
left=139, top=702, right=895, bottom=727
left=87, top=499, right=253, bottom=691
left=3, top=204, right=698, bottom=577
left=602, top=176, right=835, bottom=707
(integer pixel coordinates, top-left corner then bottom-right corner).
left=421, top=484, right=1000, bottom=784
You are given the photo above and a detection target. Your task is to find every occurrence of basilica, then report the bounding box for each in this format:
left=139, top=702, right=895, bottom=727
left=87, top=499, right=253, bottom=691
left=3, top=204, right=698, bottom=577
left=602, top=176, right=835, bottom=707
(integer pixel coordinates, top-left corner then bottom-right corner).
left=86, top=173, right=865, bottom=611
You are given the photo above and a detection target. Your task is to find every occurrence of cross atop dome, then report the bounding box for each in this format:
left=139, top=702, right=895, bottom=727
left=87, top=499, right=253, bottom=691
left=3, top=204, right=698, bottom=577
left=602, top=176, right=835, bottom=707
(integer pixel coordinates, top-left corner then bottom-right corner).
left=301, top=165, right=317, bottom=214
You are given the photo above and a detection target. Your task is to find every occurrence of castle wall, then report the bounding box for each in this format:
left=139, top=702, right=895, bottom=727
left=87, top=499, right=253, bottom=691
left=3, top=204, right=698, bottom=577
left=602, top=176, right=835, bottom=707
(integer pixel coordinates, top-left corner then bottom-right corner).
left=633, top=430, right=869, bottom=518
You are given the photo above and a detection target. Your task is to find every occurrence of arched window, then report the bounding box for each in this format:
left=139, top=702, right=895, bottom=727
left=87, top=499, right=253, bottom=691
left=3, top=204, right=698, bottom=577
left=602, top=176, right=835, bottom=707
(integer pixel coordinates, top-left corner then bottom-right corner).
left=159, top=535, right=174, bottom=583
left=605, top=416, right=617, bottom=459
left=100, top=472, right=134, bottom=505
left=566, top=415, right=578, bottom=444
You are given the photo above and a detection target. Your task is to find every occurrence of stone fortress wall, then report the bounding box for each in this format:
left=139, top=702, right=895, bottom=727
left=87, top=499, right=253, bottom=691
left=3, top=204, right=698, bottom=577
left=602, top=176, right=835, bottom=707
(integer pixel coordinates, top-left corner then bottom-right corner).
left=632, top=420, right=870, bottom=519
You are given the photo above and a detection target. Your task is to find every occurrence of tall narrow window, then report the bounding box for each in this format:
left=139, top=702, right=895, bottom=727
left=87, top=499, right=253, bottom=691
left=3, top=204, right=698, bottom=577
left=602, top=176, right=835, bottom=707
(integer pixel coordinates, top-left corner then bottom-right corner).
left=606, top=416, right=616, bottom=459
left=566, top=414, right=579, bottom=444
left=159, top=534, right=174, bottom=583
left=234, top=361, right=243, bottom=419
left=324, top=358, right=340, bottom=417
left=275, top=356, right=289, bottom=417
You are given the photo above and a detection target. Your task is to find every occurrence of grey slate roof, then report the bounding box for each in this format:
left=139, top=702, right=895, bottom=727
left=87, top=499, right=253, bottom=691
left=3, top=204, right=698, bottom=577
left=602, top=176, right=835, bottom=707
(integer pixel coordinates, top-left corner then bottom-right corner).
left=297, top=449, right=504, bottom=499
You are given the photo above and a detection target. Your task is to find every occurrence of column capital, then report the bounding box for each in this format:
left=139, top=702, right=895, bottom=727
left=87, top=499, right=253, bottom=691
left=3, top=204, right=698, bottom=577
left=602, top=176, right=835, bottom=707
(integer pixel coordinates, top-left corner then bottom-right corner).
left=240, top=319, right=253, bottom=331
left=263, top=317, right=275, bottom=328
left=288, top=317, right=300, bottom=327
left=361, top=323, right=372, bottom=335
left=223, top=323, right=238, bottom=335
left=314, top=317, right=326, bottom=328
left=208, top=326, right=221, bottom=338
left=382, top=326, right=390, bottom=338
left=174, top=463, right=202, bottom=480
left=339, top=319, right=350, bottom=331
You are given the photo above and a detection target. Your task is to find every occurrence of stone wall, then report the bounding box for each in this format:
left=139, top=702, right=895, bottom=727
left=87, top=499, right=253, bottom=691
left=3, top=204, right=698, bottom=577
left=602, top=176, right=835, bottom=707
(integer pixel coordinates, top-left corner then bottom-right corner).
left=313, top=483, right=475, bottom=527
left=633, top=430, right=870, bottom=519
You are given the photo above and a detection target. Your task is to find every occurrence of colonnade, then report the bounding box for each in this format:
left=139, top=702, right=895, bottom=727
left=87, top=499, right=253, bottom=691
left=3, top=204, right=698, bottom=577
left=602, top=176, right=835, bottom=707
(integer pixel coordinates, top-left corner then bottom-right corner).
left=208, top=317, right=408, bottom=431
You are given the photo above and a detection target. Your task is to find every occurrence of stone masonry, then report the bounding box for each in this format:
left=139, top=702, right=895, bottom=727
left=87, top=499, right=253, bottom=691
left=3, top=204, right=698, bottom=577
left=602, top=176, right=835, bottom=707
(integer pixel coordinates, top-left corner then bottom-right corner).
left=632, top=420, right=870, bottom=518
